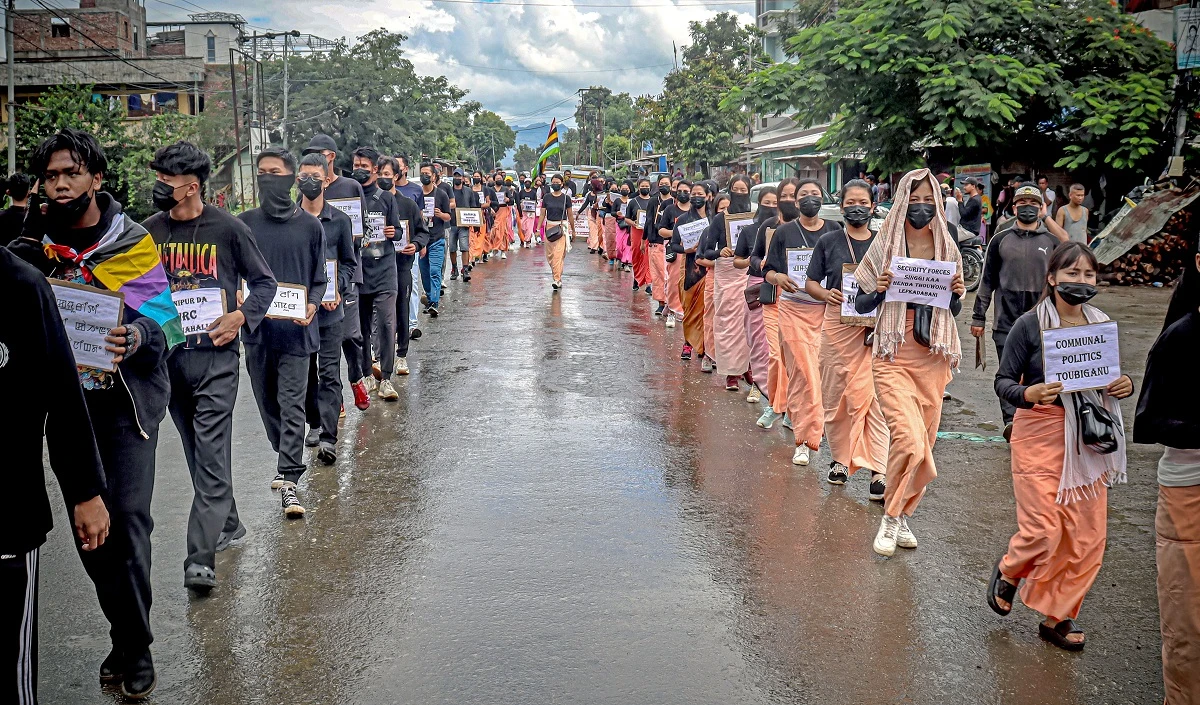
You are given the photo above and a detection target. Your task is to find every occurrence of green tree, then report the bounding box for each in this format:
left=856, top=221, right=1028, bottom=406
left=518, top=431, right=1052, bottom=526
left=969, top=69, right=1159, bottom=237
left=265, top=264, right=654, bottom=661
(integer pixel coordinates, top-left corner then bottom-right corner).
left=465, top=110, right=517, bottom=171
left=117, top=113, right=199, bottom=220
left=8, top=83, right=124, bottom=175
left=513, top=144, right=540, bottom=173
left=603, top=134, right=632, bottom=165
left=730, top=0, right=1173, bottom=174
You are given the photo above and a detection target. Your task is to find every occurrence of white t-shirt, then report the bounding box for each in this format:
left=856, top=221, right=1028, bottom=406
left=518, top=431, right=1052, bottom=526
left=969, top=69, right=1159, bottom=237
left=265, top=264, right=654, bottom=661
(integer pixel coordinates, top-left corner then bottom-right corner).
left=1159, top=447, right=1200, bottom=487
left=944, top=197, right=960, bottom=226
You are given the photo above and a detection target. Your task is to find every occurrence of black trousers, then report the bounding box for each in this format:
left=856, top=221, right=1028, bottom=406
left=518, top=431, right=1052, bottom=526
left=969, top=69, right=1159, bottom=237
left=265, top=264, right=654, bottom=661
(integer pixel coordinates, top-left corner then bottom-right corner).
left=244, top=343, right=309, bottom=484
left=1, top=548, right=38, bottom=704
left=77, top=411, right=158, bottom=656
left=394, top=256, right=413, bottom=358
left=306, top=321, right=344, bottom=445
left=167, top=347, right=241, bottom=572
left=358, top=290, right=396, bottom=377
left=994, top=335, right=1016, bottom=425
left=341, top=296, right=365, bottom=383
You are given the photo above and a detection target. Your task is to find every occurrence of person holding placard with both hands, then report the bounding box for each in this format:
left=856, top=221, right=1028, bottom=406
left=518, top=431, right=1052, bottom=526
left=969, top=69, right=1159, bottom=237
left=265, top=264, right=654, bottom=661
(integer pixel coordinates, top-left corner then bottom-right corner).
left=853, top=168, right=966, bottom=558
left=698, top=174, right=756, bottom=395
left=987, top=241, right=1133, bottom=652
left=803, top=179, right=888, bottom=502
left=669, top=181, right=712, bottom=361
left=626, top=177, right=653, bottom=294
left=762, top=178, right=842, bottom=468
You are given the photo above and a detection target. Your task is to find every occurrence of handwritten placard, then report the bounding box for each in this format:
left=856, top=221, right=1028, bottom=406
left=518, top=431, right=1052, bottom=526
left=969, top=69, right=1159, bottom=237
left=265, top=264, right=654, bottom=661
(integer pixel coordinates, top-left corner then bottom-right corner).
left=456, top=208, right=483, bottom=227
left=495, top=191, right=507, bottom=205
left=365, top=215, right=386, bottom=244
left=323, top=261, right=338, bottom=303
left=678, top=219, right=707, bottom=250
left=636, top=210, right=647, bottom=229
left=786, top=248, right=814, bottom=287
left=726, top=213, right=754, bottom=250
left=172, top=287, right=226, bottom=336
left=50, top=280, right=124, bottom=371
left=327, top=198, right=363, bottom=238
left=1041, top=321, right=1121, bottom=393
left=840, top=263, right=875, bottom=325
left=244, top=281, right=308, bottom=321
left=887, top=256, right=956, bottom=309
left=617, top=202, right=628, bottom=218
left=522, top=199, right=536, bottom=213
left=393, top=221, right=410, bottom=251
left=423, top=197, right=435, bottom=219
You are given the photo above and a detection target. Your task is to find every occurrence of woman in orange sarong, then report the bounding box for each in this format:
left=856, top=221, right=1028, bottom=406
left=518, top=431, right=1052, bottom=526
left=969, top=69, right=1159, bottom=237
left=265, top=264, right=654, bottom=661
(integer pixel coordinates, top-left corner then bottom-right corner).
left=762, top=178, right=843, bottom=466
left=851, top=169, right=965, bottom=557
left=748, top=181, right=794, bottom=429
left=469, top=176, right=489, bottom=265
left=656, top=179, right=691, bottom=329
left=735, top=186, right=778, bottom=408
left=702, top=175, right=755, bottom=392
left=670, top=181, right=711, bottom=360
left=804, top=179, right=888, bottom=500
left=988, top=242, right=1133, bottom=651
left=628, top=177, right=653, bottom=291
left=645, top=176, right=674, bottom=313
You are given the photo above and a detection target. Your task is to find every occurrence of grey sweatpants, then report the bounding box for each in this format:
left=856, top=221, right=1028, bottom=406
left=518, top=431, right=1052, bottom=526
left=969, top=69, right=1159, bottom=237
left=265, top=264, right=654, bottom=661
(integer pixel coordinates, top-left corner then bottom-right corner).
left=244, top=343, right=310, bottom=484
left=167, top=347, right=242, bottom=571
left=306, top=321, right=344, bottom=445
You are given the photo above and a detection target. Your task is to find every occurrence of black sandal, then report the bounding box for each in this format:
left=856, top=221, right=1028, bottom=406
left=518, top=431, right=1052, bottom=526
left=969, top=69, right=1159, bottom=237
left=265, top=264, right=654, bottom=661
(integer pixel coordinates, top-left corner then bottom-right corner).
left=987, top=558, right=1018, bottom=616
left=1039, top=619, right=1086, bottom=651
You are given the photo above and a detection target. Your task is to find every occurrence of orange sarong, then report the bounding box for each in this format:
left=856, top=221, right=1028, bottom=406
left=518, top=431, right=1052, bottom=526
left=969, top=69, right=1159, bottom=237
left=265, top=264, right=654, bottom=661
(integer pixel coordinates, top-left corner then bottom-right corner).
left=778, top=298, right=825, bottom=449
left=680, top=274, right=706, bottom=356
left=761, top=302, right=789, bottom=411
left=490, top=206, right=514, bottom=251
left=819, top=304, right=888, bottom=475
left=631, top=226, right=649, bottom=286
left=469, top=223, right=487, bottom=262
left=873, top=310, right=952, bottom=518
left=603, top=216, right=617, bottom=259
left=1000, top=404, right=1107, bottom=621
left=713, top=258, right=750, bottom=377
left=648, top=243, right=667, bottom=305
left=666, top=256, right=683, bottom=315
left=703, top=272, right=716, bottom=365
left=545, top=227, right=567, bottom=282
left=1158, top=483, right=1200, bottom=705
left=587, top=211, right=603, bottom=250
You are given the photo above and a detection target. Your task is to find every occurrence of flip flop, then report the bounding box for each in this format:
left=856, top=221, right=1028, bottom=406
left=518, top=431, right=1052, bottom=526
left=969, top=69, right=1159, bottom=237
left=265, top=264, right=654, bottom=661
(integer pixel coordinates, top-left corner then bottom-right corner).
left=1039, top=619, right=1086, bottom=651
left=987, top=558, right=1018, bottom=616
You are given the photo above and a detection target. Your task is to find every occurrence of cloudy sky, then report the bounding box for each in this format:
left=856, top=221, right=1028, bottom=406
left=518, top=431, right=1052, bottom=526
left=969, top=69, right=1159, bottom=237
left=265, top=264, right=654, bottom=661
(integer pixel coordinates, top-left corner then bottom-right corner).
left=149, top=0, right=755, bottom=129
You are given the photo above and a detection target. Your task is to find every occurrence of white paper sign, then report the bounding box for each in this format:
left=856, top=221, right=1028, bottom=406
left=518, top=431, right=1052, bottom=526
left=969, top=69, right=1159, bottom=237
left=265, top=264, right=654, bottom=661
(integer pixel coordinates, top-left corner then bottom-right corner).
left=786, top=248, right=814, bottom=287
left=522, top=199, right=536, bottom=213
left=456, top=208, right=483, bottom=227
left=172, top=287, right=225, bottom=336
left=636, top=210, right=647, bottom=229
left=421, top=197, right=434, bottom=219
left=393, top=221, right=410, bottom=251
left=727, top=215, right=754, bottom=251
left=1041, top=322, right=1121, bottom=393
left=244, top=281, right=308, bottom=321
left=50, top=280, right=124, bottom=371
left=327, top=198, right=363, bottom=238
left=678, top=219, right=707, bottom=250
left=323, top=261, right=338, bottom=303
left=840, top=265, right=875, bottom=322
left=618, top=202, right=628, bottom=218
left=495, top=191, right=507, bottom=205
left=366, top=215, right=386, bottom=244
left=887, top=256, right=957, bottom=309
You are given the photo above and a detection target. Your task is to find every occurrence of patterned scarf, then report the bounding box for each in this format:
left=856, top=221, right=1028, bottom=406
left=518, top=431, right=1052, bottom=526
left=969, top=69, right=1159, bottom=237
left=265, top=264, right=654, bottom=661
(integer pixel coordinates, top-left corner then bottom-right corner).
left=854, top=169, right=962, bottom=368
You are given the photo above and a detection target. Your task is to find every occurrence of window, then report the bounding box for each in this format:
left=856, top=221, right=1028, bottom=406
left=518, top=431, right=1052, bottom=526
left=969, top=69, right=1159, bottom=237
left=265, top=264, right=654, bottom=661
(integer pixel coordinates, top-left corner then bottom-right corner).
left=123, top=20, right=128, bottom=38
left=206, top=33, right=216, bottom=63
left=133, top=28, right=139, bottom=51
left=51, top=18, right=70, bottom=39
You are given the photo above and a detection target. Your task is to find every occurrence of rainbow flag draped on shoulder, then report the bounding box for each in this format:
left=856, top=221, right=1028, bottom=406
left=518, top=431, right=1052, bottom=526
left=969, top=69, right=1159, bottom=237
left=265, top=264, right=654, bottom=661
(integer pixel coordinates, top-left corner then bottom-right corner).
left=531, top=118, right=560, bottom=180
left=43, top=212, right=185, bottom=348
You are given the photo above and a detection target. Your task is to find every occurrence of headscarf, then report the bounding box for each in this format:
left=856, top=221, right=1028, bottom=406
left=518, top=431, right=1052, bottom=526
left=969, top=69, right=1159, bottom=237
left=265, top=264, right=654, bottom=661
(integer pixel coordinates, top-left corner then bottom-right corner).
left=854, top=168, right=962, bottom=367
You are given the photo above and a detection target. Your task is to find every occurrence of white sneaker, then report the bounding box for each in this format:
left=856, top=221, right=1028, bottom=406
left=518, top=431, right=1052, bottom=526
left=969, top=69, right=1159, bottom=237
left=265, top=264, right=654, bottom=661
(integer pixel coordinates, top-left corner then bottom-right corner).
left=873, top=516, right=900, bottom=557
left=897, top=517, right=918, bottom=549
left=361, top=376, right=377, bottom=393
left=756, top=406, right=779, bottom=429
left=396, top=357, right=410, bottom=376
left=378, top=379, right=399, bottom=400
left=792, top=445, right=810, bottom=466
left=700, top=357, right=714, bottom=373
left=746, top=386, right=762, bottom=404
left=501, top=252, right=508, bottom=259
left=665, top=313, right=676, bottom=329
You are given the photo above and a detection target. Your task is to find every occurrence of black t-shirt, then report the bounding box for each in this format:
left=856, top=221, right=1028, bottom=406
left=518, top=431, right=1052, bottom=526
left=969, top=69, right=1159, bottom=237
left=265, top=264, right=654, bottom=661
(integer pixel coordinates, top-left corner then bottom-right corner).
left=763, top=219, right=842, bottom=304
left=627, top=196, right=651, bottom=232
left=436, top=181, right=454, bottom=203
left=542, top=192, right=571, bottom=222
left=806, top=228, right=876, bottom=294
left=315, top=203, right=356, bottom=328
left=420, top=187, right=452, bottom=239
left=361, top=183, right=400, bottom=294
left=145, top=205, right=277, bottom=350
left=517, top=188, right=539, bottom=214
left=452, top=186, right=478, bottom=209
left=237, top=206, right=327, bottom=354
left=960, top=195, right=982, bottom=235
left=489, top=185, right=516, bottom=211
left=656, top=201, right=691, bottom=241
left=0, top=205, right=27, bottom=244
left=734, top=216, right=773, bottom=278
left=393, top=193, right=431, bottom=259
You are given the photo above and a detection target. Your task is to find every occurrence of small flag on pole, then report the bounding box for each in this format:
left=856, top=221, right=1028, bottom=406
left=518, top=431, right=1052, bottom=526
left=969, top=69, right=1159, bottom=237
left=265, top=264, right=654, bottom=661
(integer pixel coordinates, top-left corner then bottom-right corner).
left=532, top=119, right=560, bottom=180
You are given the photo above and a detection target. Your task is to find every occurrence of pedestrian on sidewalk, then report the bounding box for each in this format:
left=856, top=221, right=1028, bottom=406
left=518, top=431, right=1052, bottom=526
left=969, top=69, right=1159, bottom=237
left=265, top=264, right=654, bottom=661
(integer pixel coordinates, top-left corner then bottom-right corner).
left=1134, top=236, right=1200, bottom=700
left=1, top=246, right=110, bottom=705
left=734, top=185, right=777, bottom=410
left=144, top=141, right=276, bottom=594
left=239, top=146, right=327, bottom=519
left=988, top=241, right=1133, bottom=651
left=853, top=168, right=965, bottom=557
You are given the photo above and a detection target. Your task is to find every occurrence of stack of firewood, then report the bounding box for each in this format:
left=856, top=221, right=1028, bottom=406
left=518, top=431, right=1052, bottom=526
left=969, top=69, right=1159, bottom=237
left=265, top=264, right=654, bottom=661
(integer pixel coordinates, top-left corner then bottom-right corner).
left=1101, top=206, right=1195, bottom=286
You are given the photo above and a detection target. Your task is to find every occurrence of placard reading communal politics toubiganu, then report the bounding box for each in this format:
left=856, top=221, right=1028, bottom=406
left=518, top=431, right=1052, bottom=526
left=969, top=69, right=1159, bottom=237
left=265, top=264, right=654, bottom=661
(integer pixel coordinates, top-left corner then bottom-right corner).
left=1041, top=321, right=1121, bottom=393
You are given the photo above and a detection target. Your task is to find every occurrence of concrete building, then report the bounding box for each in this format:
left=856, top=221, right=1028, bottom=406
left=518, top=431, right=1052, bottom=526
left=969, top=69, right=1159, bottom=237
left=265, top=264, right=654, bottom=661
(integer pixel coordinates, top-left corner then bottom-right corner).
left=147, top=12, right=246, bottom=65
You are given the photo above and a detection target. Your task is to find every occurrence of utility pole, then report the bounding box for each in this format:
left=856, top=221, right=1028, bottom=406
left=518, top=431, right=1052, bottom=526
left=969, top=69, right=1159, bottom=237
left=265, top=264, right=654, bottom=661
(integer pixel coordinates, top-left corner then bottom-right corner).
left=229, top=49, right=242, bottom=208
left=250, top=32, right=258, bottom=153
left=281, top=32, right=289, bottom=148
left=597, top=92, right=605, bottom=169
left=6, top=0, right=15, bottom=175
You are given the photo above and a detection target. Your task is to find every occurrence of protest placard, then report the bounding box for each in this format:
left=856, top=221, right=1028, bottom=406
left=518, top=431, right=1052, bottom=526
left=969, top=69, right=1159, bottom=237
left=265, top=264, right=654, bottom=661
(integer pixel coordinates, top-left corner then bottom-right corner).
left=323, top=261, right=338, bottom=303
left=887, top=256, right=956, bottom=309
left=244, top=281, right=309, bottom=321
left=726, top=213, right=754, bottom=250
left=1041, top=321, right=1121, bottom=393
left=327, top=198, right=363, bottom=238
left=786, top=248, right=813, bottom=287
left=456, top=208, right=483, bottom=227
left=840, top=264, right=875, bottom=325
left=678, top=219, right=707, bottom=250
left=50, top=280, right=124, bottom=371
left=171, top=287, right=226, bottom=336
left=636, top=210, right=647, bottom=229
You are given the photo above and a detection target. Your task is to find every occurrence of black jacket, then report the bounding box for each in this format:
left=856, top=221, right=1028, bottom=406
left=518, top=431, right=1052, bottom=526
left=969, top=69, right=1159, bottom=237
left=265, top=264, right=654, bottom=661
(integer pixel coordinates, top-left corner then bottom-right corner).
left=0, top=247, right=107, bottom=554
left=1134, top=311, right=1200, bottom=449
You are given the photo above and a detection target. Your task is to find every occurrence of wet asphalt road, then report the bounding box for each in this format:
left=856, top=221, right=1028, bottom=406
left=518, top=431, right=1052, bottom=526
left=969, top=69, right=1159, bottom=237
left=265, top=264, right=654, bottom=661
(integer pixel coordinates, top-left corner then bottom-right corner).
left=39, top=241, right=1169, bottom=704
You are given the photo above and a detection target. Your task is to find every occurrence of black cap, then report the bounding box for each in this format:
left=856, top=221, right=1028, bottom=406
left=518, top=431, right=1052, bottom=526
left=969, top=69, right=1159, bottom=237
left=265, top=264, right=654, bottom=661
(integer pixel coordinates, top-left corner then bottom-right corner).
left=302, top=134, right=337, bottom=154
left=453, top=168, right=465, bottom=176
left=963, top=176, right=982, bottom=187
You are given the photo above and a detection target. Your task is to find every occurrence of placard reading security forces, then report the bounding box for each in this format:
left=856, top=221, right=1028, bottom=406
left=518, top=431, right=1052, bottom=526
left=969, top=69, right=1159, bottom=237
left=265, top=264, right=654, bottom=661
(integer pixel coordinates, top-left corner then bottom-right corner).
left=887, top=256, right=956, bottom=309
left=1041, top=322, right=1121, bottom=393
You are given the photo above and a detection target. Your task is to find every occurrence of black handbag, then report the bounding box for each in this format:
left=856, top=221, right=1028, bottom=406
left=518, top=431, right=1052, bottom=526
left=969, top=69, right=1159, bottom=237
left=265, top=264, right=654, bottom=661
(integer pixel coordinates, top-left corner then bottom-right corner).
left=912, top=305, right=933, bottom=348
left=1076, top=398, right=1121, bottom=455
left=759, top=281, right=777, bottom=305
left=545, top=224, right=563, bottom=242
left=744, top=283, right=763, bottom=310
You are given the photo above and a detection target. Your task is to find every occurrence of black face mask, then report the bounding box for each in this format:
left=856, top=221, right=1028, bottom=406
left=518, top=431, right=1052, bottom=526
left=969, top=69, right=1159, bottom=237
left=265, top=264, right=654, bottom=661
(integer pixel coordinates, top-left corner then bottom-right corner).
left=473, top=178, right=482, bottom=185
left=639, top=187, right=651, bottom=196
left=728, top=194, right=751, bottom=214
left=257, top=174, right=296, bottom=220
left=777, top=200, right=799, bottom=221
left=690, top=195, right=707, bottom=210
left=551, top=183, right=562, bottom=192
left=797, top=195, right=822, bottom=218
left=453, top=178, right=463, bottom=187
left=906, top=203, right=936, bottom=230
left=843, top=205, right=871, bottom=227
left=658, top=184, right=671, bottom=196
left=1056, top=282, right=1098, bottom=306
left=46, top=189, right=94, bottom=224
left=756, top=205, right=778, bottom=221
left=621, top=191, right=631, bottom=197
left=420, top=174, right=432, bottom=186
left=494, top=181, right=504, bottom=188
left=350, top=169, right=371, bottom=184
left=677, top=191, right=690, bottom=204
left=1016, top=204, right=1041, bottom=224
left=152, top=181, right=183, bottom=212
left=297, top=176, right=324, bottom=201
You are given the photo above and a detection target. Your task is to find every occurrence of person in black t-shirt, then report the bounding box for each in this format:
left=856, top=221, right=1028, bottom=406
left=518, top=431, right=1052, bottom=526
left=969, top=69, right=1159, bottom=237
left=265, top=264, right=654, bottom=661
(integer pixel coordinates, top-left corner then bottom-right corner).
left=540, top=173, right=573, bottom=288
left=350, top=147, right=402, bottom=399
left=145, top=141, right=277, bottom=593
left=418, top=162, right=452, bottom=316
left=238, top=147, right=327, bottom=520
left=643, top=174, right=673, bottom=312
left=378, top=156, right=430, bottom=372
left=0, top=172, right=32, bottom=243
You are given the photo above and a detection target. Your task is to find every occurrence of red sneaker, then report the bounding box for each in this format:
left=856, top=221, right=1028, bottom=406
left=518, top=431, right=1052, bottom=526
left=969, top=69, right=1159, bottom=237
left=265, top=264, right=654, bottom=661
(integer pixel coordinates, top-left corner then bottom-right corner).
left=725, top=375, right=740, bottom=391
left=681, top=344, right=693, bottom=360
left=351, top=381, right=370, bottom=410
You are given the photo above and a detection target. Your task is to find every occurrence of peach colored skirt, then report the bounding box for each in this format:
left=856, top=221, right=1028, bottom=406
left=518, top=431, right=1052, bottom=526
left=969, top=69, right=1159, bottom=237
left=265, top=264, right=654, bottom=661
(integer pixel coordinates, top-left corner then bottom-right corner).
left=1157, top=482, right=1200, bottom=704
left=819, top=303, right=888, bottom=475
left=588, top=211, right=603, bottom=250
left=545, top=230, right=567, bottom=281
left=1000, top=405, right=1107, bottom=621
left=648, top=244, right=667, bottom=305
left=762, top=302, right=789, bottom=411
left=469, top=223, right=488, bottom=262
left=490, top=206, right=514, bottom=250
left=713, top=258, right=750, bottom=377
left=745, top=275, right=770, bottom=386
left=667, top=256, right=683, bottom=315
left=703, top=272, right=716, bottom=363
left=873, top=310, right=953, bottom=517
left=778, top=298, right=825, bottom=449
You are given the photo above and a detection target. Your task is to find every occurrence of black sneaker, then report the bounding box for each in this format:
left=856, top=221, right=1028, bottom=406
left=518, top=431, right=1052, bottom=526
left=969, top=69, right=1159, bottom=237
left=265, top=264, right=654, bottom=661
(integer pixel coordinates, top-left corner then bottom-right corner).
left=281, top=485, right=306, bottom=518
left=827, top=462, right=849, bottom=485
left=316, top=443, right=336, bottom=465
left=645, top=285, right=653, bottom=295
left=654, top=303, right=666, bottom=316
left=632, top=281, right=639, bottom=291
left=215, top=524, right=246, bottom=552
left=270, top=473, right=287, bottom=490
left=99, top=647, right=123, bottom=684
left=183, top=563, right=217, bottom=593
left=869, top=473, right=886, bottom=502
left=410, top=327, right=422, bottom=340
left=462, top=271, right=472, bottom=282
left=120, top=649, right=156, bottom=701
left=482, top=253, right=490, bottom=262
left=450, top=270, right=459, bottom=280
left=304, top=427, right=320, bottom=447
left=428, top=304, right=439, bottom=318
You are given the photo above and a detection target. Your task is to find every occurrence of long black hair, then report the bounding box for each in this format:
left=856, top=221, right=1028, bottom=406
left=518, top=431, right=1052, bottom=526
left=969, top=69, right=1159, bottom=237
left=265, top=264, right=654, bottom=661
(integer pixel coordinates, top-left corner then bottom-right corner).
left=1039, top=241, right=1099, bottom=303
left=1163, top=232, right=1200, bottom=331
